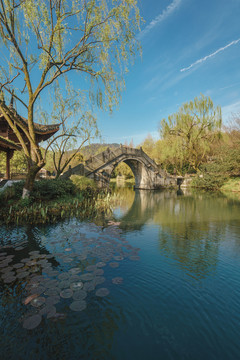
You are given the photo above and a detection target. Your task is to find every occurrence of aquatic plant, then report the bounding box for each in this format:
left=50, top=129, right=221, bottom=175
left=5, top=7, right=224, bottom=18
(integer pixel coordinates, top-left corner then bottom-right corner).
left=70, top=175, right=97, bottom=191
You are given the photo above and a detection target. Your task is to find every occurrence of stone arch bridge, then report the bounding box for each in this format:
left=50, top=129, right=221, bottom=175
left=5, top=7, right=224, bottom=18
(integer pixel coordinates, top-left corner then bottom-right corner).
left=62, top=146, right=179, bottom=189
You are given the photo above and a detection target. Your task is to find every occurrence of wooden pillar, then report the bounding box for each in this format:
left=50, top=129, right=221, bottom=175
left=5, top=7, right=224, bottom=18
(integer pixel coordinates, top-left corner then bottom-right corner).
left=6, top=149, right=14, bottom=179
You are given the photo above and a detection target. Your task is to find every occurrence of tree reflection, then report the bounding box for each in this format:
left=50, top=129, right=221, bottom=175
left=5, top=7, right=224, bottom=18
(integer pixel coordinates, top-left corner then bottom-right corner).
left=113, top=188, right=240, bottom=278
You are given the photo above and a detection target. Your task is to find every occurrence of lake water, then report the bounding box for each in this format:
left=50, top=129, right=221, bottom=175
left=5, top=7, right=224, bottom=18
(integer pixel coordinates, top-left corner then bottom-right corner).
left=0, top=187, right=240, bottom=360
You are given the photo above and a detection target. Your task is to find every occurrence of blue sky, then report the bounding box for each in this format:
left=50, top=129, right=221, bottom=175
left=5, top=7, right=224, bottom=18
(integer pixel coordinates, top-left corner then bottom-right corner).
left=97, top=0, right=240, bottom=146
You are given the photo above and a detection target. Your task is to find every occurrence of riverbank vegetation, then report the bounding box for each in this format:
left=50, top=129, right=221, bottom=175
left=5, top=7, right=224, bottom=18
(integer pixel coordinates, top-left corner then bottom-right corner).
left=140, top=95, right=240, bottom=191
left=0, top=177, right=113, bottom=225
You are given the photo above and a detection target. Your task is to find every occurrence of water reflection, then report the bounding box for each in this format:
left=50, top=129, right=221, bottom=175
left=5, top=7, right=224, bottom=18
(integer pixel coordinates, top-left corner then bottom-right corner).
left=1, top=188, right=240, bottom=359
left=112, top=188, right=240, bottom=279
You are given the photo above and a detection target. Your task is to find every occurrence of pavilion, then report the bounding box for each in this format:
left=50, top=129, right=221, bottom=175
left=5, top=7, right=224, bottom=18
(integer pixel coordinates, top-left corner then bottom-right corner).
left=0, top=104, right=59, bottom=179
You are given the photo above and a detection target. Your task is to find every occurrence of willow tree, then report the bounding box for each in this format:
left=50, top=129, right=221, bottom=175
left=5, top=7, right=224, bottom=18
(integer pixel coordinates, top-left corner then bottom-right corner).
left=0, top=0, right=141, bottom=197
left=159, top=95, right=222, bottom=173
left=45, top=86, right=99, bottom=178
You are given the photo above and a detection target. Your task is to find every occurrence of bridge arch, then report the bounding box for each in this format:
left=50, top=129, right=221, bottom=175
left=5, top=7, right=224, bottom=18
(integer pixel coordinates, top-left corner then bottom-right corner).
left=84, top=147, right=177, bottom=190
left=109, top=156, right=154, bottom=189
left=61, top=146, right=178, bottom=189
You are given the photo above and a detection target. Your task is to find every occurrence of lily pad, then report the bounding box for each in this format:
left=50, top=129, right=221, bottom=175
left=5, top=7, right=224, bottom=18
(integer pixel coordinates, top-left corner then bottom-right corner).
left=109, top=262, right=119, bottom=268
left=50, top=313, right=67, bottom=321
left=78, top=254, right=87, bottom=260
left=26, top=260, right=37, bottom=267
left=70, top=281, right=83, bottom=291
left=112, top=277, right=123, bottom=284
left=45, top=254, right=54, bottom=259
left=69, top=274, right=81, bottom=283
left=58, top=280, right=70, bottom=289
left=68, top=268, right=81, bottom=275
left=45, top=295, right=60, bottom=306
left=45, top=279, right=59, bottom=288
left=44, top=287, right=60, bottom=296
left=2, top=270, right=15, bottom=278
left=31, top=297, right=46, bottom=307
left=13, top=263, right=24, bottom=269
left=46, top=308, right=57, bottom=319
left=114, top=256, right=124, bottom=261
left=0, top=252, right=7, bottom=256
left=0, top=262, right=10, bottom=268
left=29, top=251, right=40, bottom=256
left=93, top=276, right=106, bottom=286
left=83, top=281, right=96, bottom=292
left=96, top=262, right=106, bottom=268
left=80, top=273, right=94, bottom=281
left=4, top=275, right=16, bottom=283
left=69, top=300, right=87, bottom=312
left=47, top=270, right=59, bottom=277
left=15, top=246, right=24, bottom=251
left=1, top=266, right=14, bottom=273
left=60, top=289, right=73, bottom=299
left=58, top=273, right=69, bottom=281
left=23, top=314, right=42, bottom=330
left=39, top=305, right=56, bottom=318
left=31, top=275, right=44, bottom=282
left=95, top=288, right=110, bottom=297
left=86, top=265, right=97, bottom=272
left=29, top=286, right=46, bottom=295
left=94, top=269, right=104, bottom=276
left=17, top=271, right=29, bottom=279
left=72, top=290, right=87, bottom=301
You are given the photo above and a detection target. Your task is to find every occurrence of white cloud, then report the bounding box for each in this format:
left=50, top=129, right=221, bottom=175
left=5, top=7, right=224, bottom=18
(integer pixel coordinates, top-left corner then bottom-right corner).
left=181, top=38, right=240, bottom=72
left=138, top=0, right=182, bottom=39
left=222, top=100, right=240, bottom=122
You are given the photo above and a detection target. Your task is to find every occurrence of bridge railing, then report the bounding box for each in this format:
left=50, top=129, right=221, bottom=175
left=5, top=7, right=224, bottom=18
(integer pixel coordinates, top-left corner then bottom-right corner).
left=84, top=145, right=172, bottom=179
left=85, top=146, right=160, bottom=174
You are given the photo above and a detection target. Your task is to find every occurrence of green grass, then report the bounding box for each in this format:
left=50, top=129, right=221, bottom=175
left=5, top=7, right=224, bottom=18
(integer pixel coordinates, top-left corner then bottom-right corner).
left=221, top=178, right=240, bottom=192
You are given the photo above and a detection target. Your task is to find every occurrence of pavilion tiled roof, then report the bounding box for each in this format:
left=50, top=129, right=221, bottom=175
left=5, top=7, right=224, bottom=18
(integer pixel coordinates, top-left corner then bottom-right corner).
left=0, top=135, right=21, bottom=151
left=15, top=115, right=59, bottom=134
left=0, top=106, right=60, bottom=134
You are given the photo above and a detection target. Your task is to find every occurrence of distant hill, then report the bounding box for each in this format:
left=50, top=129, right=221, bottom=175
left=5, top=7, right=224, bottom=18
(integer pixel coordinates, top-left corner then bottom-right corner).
left=80, top=143, right=120, bottom=159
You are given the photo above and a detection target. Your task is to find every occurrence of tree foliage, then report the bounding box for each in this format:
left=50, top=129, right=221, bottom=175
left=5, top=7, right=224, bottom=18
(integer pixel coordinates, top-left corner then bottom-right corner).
left=140, top=133, right=155, bottom=158
left=159, top=95, right=222, bottom=173
left=0, top=0, right=141, bottom=196
left=0, top=150, right=27, bottom=176
left=112, top=162, right=134, bottom=179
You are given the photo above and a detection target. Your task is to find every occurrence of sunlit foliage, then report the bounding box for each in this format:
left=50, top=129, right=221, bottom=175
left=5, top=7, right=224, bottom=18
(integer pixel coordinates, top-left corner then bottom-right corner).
left=0, top=0, right=142, bottom=196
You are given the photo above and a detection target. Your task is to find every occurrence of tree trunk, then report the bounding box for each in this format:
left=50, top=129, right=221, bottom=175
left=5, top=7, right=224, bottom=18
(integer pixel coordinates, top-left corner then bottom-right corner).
left=22, top=162, right=44, bottom=198
left=55, top=169, right=61, bottom=179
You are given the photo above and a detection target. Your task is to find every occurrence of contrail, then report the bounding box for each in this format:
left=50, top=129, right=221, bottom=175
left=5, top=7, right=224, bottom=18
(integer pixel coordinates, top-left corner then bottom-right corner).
left=138, top=0, right=181, bottom=39
left=181, top=38, right=240, bottom=72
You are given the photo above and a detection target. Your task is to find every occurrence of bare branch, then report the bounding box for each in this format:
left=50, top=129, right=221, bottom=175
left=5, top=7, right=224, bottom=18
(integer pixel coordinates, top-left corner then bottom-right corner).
left=0, top=72, right=20, bottom=91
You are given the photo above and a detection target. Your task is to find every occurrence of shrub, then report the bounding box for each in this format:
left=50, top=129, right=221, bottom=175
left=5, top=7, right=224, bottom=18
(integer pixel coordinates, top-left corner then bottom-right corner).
left=0, top=179, right=75, bottom=202
left=192, top=173, right=228, bottom=190
left=32, top=179, right=76, bottom=200
left=0, top=192, right=4, bottom=207
left=0, top=181, right=24, bottom=201
left=16, top=197, right=33, bottom=208
left=70, top=175, right=97, bottom=191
